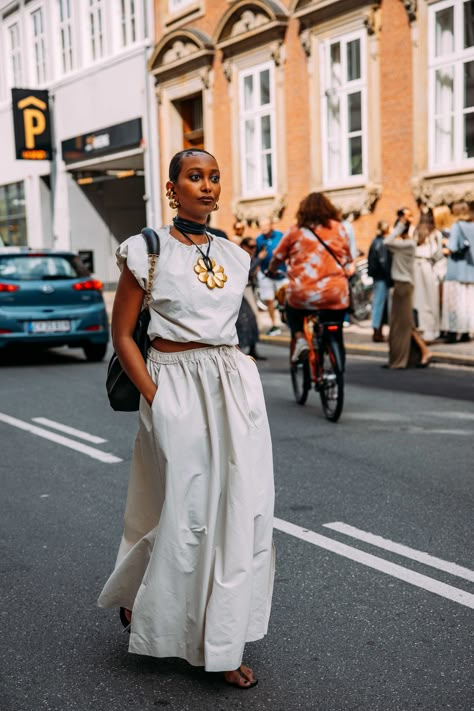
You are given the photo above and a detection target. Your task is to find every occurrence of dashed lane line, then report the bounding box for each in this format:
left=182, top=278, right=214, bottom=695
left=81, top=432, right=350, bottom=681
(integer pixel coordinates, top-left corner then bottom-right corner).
left=273, top=517, right=474, bottom=610
left=323, top=522, right=474, bottom=583
left=2, top=410, right=473, bottom=607
left=32, top=417, right=107, bottom=444
left=0, top=412, right=122, bottom=464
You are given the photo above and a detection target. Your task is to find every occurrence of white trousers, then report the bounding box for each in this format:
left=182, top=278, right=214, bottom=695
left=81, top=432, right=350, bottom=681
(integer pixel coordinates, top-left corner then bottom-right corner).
left=98, top=345, right=275, bottom=672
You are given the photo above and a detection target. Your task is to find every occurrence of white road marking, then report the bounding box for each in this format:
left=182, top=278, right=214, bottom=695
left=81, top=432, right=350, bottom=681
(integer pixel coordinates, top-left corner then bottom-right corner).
left=323, top=522, right=474, bottom=583
left=0, top=412, right=122, bottom=464
left=273, top=517, right=474, bottom=610
left=32, top=417, right=107, bottom=444
left=348, top=412, right=405, bottom=422
left=406, top=426, right=473, bottom=436
left=424, top=411, right=474, bottom=421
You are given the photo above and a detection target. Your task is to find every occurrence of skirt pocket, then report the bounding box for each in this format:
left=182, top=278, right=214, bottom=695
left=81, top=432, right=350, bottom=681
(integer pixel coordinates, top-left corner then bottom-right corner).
left=234, top=351, right=266, bottom=429
left=139, top=361, right=162, bottom=430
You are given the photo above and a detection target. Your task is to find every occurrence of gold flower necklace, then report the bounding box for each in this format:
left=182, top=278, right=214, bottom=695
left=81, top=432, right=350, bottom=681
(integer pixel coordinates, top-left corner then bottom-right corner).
left=173, top=217, right=228, bottom=290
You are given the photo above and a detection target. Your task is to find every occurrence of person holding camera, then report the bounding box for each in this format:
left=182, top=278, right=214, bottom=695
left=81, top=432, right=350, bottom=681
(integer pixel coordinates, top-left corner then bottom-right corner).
left=385, top=208, right=432, bottom=368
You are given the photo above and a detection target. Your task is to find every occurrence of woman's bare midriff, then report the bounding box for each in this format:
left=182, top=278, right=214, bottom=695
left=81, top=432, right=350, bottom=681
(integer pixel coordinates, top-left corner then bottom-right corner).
left=150, top=337, right=215, bottom=353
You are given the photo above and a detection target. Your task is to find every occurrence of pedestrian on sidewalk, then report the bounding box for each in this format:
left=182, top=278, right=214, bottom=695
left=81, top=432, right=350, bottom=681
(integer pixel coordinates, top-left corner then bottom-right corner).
left=385, top=209, right=432, bottom=368
left=98, top=149, right=275, bottom=690
left=413, top=209, right=444, bottom=343
left=267, top=191, right=353, bottom=365
left=229, top=219, right=247, bottom=245
left=441, top=201, right=474, bottom=343
left=255, top=216, right=286, bottom=335
left=367, top=220, right=392, bottom=342
left=433, top=204, right=452, bottom=333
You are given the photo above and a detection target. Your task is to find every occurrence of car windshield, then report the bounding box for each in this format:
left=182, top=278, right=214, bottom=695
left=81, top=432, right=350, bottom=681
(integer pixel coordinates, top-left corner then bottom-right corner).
left=0, top=255, right=89, bottom=281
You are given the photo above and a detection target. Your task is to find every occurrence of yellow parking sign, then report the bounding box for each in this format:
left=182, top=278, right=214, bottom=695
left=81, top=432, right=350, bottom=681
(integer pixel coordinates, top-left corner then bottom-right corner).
left=12, top=89, right=52, bottom=160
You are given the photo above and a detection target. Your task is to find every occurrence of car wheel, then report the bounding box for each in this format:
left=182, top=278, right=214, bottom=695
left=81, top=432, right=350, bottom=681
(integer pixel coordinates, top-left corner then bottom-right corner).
left=83, top=343, right=108, bottom=362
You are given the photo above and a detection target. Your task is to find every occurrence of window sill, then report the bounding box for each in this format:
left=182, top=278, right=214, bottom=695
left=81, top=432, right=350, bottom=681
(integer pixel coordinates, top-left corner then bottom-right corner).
left=320, top=179, right=367, bottom=192
left=165, top=4, right=203, bottom=28
left=239, top=192, right=277, bottom=202
left=423, top=164, right=474, bottom=180
left=319, top=181, right=382, bottom=217
left=233, top=193, right=287, bottom=224
left=411, top=167, right=474, bottom=206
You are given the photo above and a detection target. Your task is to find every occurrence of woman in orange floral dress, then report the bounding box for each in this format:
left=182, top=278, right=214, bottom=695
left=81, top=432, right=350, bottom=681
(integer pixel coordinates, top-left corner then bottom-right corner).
left=268, top=192, right=353, bottom=363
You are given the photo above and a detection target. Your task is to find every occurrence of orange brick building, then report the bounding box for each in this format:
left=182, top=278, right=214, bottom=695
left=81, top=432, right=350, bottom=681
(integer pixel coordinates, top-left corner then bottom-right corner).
left=150, top=0, right=474, bottom=250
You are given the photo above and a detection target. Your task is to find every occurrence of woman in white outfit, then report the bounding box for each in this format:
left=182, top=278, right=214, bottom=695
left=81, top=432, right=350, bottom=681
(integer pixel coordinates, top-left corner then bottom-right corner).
left=413, top=210, right=444, bottom=343
left=98, top=149, right=275, bottom=689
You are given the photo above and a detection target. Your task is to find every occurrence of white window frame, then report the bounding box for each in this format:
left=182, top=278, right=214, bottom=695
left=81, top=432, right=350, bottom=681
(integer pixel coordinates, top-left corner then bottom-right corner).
left=57, top=0, right=75, bottom=75
left=320, top=29, right=367, bottom=186
left=88, top=0, right=105, bottom=62
left=119, top=0, right=139, bottom=47
left=168, top=0, right=196, bottom=14
left=5, top=18, right=23, bottom=88
left=29, top=4, right=48, bottom=85
left=239, top=61, right=277, bottom=198
left=428, top=0, right=474, bottom=170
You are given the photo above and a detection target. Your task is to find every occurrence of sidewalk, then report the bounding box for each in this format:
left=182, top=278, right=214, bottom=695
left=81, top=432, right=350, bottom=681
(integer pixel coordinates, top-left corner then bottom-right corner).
left=104, top=290, right=474, bottom=367
left=259, top=317, right=474, bottom=368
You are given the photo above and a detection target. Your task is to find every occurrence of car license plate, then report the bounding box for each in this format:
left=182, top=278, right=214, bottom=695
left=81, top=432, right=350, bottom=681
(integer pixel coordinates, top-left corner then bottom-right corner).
left=28, top=320, right=71, bottom=333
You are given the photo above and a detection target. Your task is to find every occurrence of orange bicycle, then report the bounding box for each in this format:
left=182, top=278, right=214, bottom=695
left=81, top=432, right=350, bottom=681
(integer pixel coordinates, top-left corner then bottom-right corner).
left=290, top=313, right=345, bottom=422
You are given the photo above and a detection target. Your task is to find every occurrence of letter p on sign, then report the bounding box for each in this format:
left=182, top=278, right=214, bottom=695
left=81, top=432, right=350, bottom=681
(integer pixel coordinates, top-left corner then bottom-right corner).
left=23, top=108, right=46, bottom=148
left=12, top=89, right=52, bottom=160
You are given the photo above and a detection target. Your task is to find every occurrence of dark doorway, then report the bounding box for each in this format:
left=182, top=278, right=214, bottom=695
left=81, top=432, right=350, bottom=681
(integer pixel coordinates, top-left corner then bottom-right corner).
left=175, top=94, right=204, bottom=149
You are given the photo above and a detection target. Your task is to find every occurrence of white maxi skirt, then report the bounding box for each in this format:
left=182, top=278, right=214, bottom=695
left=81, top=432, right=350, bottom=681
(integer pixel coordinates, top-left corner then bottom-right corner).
left=97, top=345, right=275, bottom=672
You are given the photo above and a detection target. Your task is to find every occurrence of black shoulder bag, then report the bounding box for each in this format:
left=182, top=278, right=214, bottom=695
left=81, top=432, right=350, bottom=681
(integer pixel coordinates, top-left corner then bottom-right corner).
left=106, top=227, right=160, bottom=412
left=451, top=222, right=473, bottom=264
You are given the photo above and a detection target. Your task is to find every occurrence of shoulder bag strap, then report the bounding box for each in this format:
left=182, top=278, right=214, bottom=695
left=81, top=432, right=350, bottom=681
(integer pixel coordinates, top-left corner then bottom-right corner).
left=307, top=226, right=346, bottom=273
left=140, top=227, right=161, bottom=308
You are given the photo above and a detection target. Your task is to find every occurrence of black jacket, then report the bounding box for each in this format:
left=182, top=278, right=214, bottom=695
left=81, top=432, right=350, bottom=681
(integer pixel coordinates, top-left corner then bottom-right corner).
left=368, top=234, right=392, bottom=283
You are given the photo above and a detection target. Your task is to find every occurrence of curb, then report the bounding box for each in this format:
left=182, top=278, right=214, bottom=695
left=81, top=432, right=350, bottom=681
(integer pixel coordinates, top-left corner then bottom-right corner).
left=259, top=334, right=474, bottom=368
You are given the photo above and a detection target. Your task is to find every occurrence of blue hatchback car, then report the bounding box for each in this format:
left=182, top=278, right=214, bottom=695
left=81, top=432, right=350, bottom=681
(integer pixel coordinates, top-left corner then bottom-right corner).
left=0, top=247, right=109, bottom=361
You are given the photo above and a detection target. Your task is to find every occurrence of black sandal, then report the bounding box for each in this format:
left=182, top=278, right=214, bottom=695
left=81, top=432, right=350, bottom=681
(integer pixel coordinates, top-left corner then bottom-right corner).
left=224, top=666, right=258, bottom=690
left=119, top=607, right=132, bottom=633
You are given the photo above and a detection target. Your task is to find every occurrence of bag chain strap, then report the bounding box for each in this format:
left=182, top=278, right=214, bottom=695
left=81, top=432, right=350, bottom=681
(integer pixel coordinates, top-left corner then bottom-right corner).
left=144, top=254, right=158, bottom=309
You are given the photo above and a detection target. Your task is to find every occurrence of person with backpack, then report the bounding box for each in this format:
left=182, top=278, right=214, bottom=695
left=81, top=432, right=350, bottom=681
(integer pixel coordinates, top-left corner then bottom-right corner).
left=368, top=220, right=392, bottom=342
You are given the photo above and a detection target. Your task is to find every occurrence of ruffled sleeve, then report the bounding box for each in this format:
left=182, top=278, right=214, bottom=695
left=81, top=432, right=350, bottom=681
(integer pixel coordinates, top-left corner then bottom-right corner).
left=116, top=233, right=149, bottom=290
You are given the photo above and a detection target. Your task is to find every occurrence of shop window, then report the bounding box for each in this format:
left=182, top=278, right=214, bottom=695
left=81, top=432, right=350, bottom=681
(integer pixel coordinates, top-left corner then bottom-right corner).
left=429, top=0, right=474, bottom=168
left=89, top=0, right=104, bottom=61
left=31, top=7, right=47, bottom=84
left=321, top=31, right=366, bottom=185
left=58, top=0, right=74, bottom=74
left=239, top=62, right=276, bottom=196
left=7, top=21, right=23, bottom=87
left=121, top=0, right=137, bottom=46
left=175, top=95, right=204, bottom=149
left=0, top=182, right=27, bottom=247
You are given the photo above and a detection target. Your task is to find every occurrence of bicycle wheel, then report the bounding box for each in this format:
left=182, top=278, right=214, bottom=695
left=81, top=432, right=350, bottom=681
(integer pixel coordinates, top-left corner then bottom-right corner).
left=291, top=359, right=311, bottom=405
left=317, top=340, right=344, bottom=422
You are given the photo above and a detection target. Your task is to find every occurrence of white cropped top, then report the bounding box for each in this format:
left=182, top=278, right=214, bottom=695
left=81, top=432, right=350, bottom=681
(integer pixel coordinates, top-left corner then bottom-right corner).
left=116, top=226, right=250, bottom=346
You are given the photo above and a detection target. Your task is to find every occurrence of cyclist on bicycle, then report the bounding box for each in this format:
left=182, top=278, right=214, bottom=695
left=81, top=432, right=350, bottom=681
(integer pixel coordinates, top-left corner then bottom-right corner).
left=267, top=192, right=354, bottom=363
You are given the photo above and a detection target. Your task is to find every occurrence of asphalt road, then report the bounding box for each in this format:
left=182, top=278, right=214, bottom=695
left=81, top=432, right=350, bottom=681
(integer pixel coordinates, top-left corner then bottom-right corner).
left=1, top=343, right=473, bottom=711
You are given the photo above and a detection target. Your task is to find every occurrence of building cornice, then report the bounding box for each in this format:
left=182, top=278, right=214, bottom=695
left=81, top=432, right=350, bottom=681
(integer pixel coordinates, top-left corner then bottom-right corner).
left=149, top=27, right=215, bottom=83
left=293, top=0, right=381, bottom=30
left=215, top=0, right=289, bottom=59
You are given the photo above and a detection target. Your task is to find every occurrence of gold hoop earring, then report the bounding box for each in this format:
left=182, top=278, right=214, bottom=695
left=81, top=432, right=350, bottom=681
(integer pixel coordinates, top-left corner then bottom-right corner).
left=213, top=202, right=219, bottom=212
left=166, top=188, right=180, bottom=210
